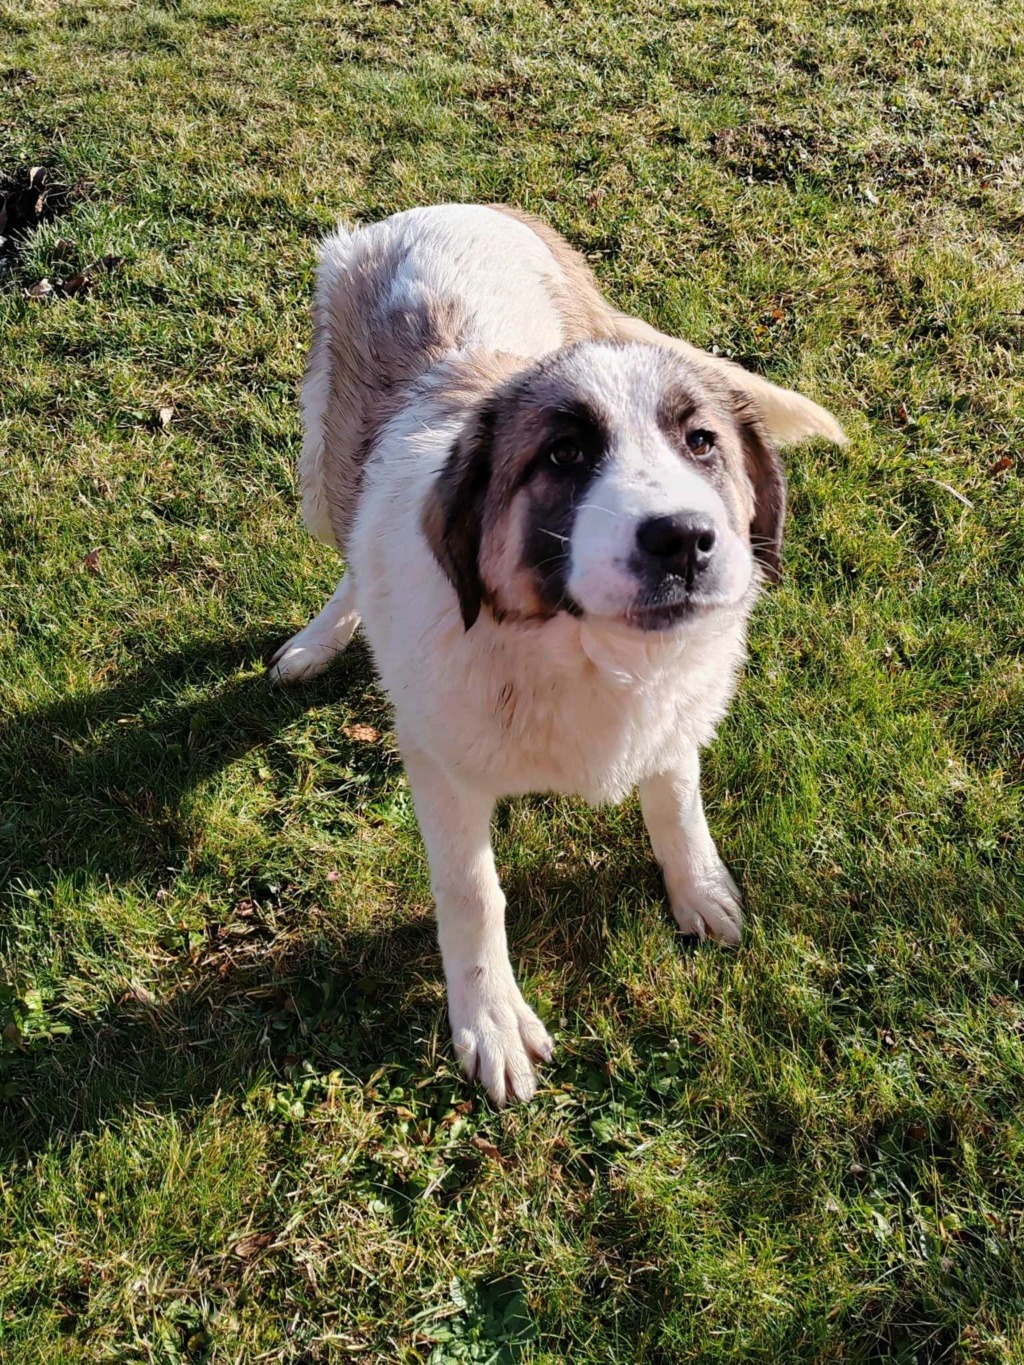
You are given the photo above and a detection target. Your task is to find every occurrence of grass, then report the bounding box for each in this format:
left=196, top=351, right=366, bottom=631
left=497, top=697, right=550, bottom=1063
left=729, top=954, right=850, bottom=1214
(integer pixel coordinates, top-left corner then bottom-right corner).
left=1, top=0, right=1023, bottom=1359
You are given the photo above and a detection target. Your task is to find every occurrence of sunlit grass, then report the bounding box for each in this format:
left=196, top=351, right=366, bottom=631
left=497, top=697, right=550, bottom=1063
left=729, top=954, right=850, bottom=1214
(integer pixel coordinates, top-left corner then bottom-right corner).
left=1, top=0, right=1022, bottom=1359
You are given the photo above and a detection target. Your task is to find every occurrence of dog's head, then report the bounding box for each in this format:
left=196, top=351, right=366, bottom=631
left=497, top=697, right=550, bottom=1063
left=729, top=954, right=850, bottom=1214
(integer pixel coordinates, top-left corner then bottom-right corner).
left=424, top=341, right=790, bottom=633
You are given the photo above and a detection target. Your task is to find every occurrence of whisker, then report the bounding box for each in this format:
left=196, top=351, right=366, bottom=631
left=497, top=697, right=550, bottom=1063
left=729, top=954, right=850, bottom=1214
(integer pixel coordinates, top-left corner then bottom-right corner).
left=534, top=551, right=571, bottom=571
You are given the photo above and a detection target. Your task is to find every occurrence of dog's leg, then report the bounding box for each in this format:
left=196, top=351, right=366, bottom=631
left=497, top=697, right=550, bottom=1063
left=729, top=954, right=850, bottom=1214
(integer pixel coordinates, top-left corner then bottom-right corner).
left=640, top=752, right=743, bottom=945
left=267, top=572, right=360, bottom=685
left=404, top=746, right=554, bottom=1106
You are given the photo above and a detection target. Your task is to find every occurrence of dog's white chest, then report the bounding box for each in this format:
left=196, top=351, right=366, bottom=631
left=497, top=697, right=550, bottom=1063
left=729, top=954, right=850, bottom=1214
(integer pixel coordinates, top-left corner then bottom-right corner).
left=381, top=609, right=744, bottom=803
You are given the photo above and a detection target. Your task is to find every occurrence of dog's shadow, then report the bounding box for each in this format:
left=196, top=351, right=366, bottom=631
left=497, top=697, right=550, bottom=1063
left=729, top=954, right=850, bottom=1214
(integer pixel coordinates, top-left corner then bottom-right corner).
left=1, top=907, right=453, bottom=1159
left=2, top=631, right=387, bottom=890
left=1, top=632, right=406, bottom=1149
left=0, top=630, right=625, bottom=1156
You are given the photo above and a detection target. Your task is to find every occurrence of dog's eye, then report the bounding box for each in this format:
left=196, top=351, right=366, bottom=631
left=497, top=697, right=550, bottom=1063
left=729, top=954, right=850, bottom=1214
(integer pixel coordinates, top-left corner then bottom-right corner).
left=686, top=429, right=716, bottom=458
left=548, top=441, right=586, bottom=469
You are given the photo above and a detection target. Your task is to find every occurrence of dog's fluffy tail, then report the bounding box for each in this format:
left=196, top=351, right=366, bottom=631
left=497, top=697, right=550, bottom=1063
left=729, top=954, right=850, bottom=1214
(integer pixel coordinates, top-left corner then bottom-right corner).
left=299, top=215, right=479, bottom=552
left=297, top=222, right=356, bottom=550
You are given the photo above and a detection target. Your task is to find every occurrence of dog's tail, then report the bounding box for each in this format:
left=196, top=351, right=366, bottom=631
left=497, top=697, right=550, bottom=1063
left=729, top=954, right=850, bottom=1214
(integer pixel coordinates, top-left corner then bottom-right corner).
left=298, top=222, right=358, bottom=550
left=299, top=217, right=478, bottom=552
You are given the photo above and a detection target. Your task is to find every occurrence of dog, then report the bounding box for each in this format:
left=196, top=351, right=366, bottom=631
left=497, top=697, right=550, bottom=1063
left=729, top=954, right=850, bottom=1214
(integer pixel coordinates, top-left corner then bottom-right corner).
left=269, top=204, right=845, bottom=1105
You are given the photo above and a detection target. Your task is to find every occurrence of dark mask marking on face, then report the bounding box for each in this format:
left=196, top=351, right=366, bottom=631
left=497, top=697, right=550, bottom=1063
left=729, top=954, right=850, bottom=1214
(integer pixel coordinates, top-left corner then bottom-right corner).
left=655, top=383, right=750, bottom=544
left=656, top=379, right=787, bottom=584
left=518, top=399, right=608, bottom=615
left=655, top=387, right=722, bottom=472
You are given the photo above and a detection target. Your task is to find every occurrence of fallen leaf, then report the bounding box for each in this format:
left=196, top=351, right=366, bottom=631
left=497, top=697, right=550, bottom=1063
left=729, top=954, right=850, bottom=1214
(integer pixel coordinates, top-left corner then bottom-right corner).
left=232, top=1232, right=273, bottom=1261
left=26, top=277, right=53, bottom=298
left=83, top=549, right=101, bottom=573
left=120, top=982, right=157, bottom=1007
left=60, top=268, right=93, bottom=296
left=155, top=405, right=174, bottom=429
left=58, top=258, right=123, bottom=297
left=471, top=1135, right=507, bottom=1164
left=989, top=456, right=1012, bottom=475
left=895, top=402, right=910, bottom=423
left=906, top=1123, right=927, bottom=1140
left=29, top=165, right=47, bottom=214
left=343, top=723, right=380, bottom=743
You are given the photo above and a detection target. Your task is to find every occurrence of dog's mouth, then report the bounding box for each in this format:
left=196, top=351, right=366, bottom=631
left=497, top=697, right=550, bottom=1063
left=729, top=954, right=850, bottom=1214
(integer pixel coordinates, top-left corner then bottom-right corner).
left=566, top=594, right=726, bottom=633
left=622, top=593, right=724, bottom=632
left=624, top=600, right=700, bottom=632
left=557, top=578, right=751, bottom=634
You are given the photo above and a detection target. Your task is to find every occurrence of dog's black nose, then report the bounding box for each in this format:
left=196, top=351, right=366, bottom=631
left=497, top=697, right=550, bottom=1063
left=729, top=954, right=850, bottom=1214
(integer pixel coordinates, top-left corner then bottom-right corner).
left=636, top=514, right=716, bottom=579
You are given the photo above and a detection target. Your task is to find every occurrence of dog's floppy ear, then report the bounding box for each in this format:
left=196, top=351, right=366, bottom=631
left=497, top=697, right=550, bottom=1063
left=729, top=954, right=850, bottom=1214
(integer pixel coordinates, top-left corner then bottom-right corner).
left=711, top=354, right=846, bottom=448
left=422, top=400, right=496, bottom=629
left=733, top=396, right=787, bottom=585
left=610, top=315, right=846, bottom=447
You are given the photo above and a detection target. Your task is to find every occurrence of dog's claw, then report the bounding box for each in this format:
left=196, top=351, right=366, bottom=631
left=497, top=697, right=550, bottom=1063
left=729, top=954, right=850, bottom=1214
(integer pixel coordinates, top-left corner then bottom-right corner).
left=451, top=983, right=554, bottom=1107
left=267, top=639, right=338, bottom=686
left=668, top=859, right=743, bottom=946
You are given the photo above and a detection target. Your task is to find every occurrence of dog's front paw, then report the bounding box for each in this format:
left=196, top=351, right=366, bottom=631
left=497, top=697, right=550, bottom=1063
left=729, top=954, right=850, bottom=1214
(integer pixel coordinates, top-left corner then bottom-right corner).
left=666, top=856, right=743, bottom=946
left=267, top=614, right=358, bottom=686
left=450, top=980, right=554, bottom=1107
left=267, top=635, right=337, bottom=686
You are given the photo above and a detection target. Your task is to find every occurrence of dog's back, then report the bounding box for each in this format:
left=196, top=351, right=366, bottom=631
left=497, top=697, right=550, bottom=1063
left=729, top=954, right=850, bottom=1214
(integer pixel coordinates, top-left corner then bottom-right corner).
left=299, top=205, right=572, bottom=551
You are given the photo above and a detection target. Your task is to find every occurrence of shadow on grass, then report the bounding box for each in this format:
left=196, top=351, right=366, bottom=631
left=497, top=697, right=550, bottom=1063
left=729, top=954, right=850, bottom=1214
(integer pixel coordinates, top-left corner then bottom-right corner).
left=0, top=630, right=425, bottom=1150
left=0, top=629, right=624, bottom=1158
left=3, top=635, right=1023, bottom=1359
left=0, top=854, right=624, bottom=1161
left=0, top=630, right=380, bottom=892
left=0, top=910, right=447, bottom=1158
left=4, top=629, right=1021, bottom=1178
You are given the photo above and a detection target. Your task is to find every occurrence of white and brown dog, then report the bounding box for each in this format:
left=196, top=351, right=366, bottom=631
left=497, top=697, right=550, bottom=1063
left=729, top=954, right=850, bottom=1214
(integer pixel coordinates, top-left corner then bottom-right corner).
left=270, top=204, right=845, bottom=1105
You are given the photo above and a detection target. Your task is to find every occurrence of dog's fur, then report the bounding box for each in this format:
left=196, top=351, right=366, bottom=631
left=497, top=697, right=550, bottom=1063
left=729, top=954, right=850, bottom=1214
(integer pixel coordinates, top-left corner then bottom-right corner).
left=270, top=204, right=845, bottom=1105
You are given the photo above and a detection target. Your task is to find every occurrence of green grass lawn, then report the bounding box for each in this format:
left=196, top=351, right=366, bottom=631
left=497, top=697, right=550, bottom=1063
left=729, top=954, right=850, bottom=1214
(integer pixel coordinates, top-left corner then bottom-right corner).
left=2, top=0, right=1023, bottom=1359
